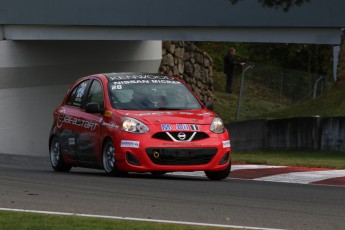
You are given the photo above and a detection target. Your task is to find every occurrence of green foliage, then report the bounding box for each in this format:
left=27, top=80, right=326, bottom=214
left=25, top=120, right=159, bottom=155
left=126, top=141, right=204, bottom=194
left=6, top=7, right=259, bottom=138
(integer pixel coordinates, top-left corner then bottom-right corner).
left=196, top=42, right=333, bottom=77
left=245, top=43, right=333, bottom=76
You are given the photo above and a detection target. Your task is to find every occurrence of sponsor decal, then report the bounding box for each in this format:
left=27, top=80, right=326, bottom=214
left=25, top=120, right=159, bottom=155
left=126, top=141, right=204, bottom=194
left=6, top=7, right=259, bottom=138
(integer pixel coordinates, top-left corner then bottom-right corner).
left=196, top=112, right=212, bottom=117
left=176, top=124, right=189, bottom=131
left=178, top=112, right=211, bottom=117
left=161, top=124, right=199, bottom=131
left=121, top=140, right=140, bottom=148
left=108, top=74, right=175, bottom=81
left=68, top=138, right=75, bottom=145
left=190, top=125, right=199, bottom=131
left=111, top=85, right=123, bottom=90
left=222, top=140, right=231, bottom=148
left=150, top=80, right=180, bottom=84
left=179, top=112, right=194, bottom=116
left=162, top=142, right=202, bottom=146
left=110, top=79, right=180, bottom=90
left=112, top=80, right=150, bottom=86
left=57, top=114, right=97, bottom=131
left=76, top=82, right=87, bottom=99
left=137, top=112, right=172, bottom=116
left=104, top=110, right=113, bottom=117
left=161, top=124, right=172, bottom=131
left=102, top=121, right=119, bottom=129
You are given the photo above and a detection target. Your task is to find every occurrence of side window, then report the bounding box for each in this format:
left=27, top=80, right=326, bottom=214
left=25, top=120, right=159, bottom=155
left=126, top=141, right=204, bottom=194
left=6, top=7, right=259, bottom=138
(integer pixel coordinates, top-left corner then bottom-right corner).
left=86, top=80, right=104, bottom=109
left=66, top=80, right=90, bottom=108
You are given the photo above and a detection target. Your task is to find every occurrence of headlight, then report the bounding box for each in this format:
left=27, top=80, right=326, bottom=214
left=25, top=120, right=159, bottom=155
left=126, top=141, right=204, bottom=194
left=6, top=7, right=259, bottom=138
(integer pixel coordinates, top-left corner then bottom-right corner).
left=121, top=117, right=149, bottom=134
left=210, top=117, right=225, bottom=134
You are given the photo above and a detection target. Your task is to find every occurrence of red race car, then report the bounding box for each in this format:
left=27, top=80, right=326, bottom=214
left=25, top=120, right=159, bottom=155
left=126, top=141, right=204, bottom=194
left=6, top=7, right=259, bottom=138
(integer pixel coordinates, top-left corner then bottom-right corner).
left=49, top=73, right=231, bottom=180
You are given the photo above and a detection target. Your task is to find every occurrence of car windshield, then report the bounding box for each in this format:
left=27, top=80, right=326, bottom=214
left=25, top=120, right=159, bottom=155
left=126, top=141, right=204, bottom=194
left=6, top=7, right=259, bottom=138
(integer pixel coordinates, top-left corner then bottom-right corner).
left=108, top=76, right=202, bottom=110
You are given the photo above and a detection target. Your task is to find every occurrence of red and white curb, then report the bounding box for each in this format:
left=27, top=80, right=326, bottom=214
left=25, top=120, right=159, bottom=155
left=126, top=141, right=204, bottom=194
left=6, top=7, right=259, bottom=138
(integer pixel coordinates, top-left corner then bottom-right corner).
left=168, top=165, right=345, bottom=186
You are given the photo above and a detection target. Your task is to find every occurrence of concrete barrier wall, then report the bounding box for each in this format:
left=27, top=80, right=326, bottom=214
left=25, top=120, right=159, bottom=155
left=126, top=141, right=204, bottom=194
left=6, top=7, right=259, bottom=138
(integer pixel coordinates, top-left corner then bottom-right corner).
left=227, top=119, right=266, bottom=151
left=227, top=116, right=345, bottom=153
left=265, top=117, right=320, bottom=151
left=320, top=117, right=345, bottom=152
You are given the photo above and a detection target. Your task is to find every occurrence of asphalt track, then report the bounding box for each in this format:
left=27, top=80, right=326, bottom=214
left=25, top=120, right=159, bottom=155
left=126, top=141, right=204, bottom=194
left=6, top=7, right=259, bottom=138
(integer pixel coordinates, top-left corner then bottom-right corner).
left=1, top=154, right=345, bottom=230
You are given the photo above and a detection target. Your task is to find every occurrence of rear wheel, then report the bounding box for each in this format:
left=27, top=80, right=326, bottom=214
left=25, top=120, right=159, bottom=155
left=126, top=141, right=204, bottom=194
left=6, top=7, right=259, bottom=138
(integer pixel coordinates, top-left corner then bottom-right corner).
left=49, top=136, right=72, bottom=172
left=205, top=163, right=231, bottom=181
left=102, top=139, right=127, bottom=176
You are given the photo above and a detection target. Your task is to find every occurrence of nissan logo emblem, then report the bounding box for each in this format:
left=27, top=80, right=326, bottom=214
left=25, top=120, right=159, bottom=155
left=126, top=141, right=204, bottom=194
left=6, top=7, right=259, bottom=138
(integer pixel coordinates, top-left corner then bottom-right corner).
left=177, top=132, right=186, bottom=140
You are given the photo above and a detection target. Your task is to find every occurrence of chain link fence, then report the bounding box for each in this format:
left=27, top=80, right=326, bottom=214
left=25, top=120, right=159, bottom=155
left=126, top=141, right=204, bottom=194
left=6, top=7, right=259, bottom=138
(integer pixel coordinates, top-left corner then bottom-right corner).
left=241, top=65, right=328, bottom=103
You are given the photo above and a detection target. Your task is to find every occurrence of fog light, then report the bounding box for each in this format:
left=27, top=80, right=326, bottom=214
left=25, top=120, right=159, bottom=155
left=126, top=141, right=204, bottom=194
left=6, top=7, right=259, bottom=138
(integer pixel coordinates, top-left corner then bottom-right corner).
left=219, top=152, right=230, bottom=165
left=126, top=152, right=140, bottom=166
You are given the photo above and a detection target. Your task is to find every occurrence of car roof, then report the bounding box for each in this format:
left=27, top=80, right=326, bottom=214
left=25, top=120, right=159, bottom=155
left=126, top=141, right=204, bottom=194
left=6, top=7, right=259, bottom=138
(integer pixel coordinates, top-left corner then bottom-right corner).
left=103, top=72, right=178, bottom=82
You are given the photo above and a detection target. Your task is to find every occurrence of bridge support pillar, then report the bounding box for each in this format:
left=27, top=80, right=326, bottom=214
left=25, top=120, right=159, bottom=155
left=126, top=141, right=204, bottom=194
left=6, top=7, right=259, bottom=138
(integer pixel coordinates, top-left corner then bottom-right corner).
left=0, top=40, right=162, bottom=156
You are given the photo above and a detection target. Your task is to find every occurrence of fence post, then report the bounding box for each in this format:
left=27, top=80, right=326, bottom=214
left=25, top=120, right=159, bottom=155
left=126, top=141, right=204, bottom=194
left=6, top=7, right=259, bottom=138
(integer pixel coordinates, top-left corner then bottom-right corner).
left=313, top=76, right=324, bottom=98
left=236, top=64, right=255, bottom=121
left=279, top=71, right=284, bottom=102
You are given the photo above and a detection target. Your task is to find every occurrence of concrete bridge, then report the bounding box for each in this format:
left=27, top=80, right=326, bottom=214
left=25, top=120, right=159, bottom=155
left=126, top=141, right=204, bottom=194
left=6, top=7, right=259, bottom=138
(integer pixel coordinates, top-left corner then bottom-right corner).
left=0, top=0, right=345, bottom=156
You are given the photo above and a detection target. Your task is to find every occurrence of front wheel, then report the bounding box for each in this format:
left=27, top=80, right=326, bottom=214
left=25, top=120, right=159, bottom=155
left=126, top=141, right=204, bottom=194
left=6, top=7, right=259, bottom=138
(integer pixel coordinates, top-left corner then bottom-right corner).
left=205, top=163, right=231, bottom=181
left=49, top=136, right=72, bottom=172
left=102, top=139, right=127, bottom=176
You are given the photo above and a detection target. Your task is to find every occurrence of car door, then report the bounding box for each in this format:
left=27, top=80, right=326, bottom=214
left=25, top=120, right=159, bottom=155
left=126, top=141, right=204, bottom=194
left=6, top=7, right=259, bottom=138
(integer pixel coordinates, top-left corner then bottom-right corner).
left=76, top=79, right=104, bottom=164
left=59, top=79, right=91, bottom=160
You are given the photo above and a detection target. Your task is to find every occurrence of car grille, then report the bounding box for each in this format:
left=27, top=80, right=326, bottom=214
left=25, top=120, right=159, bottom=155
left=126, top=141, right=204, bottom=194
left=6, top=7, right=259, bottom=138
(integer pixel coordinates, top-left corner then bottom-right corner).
left=152, top=132, right=209, bottom=141
left=146, top=148, right=217, bottom=165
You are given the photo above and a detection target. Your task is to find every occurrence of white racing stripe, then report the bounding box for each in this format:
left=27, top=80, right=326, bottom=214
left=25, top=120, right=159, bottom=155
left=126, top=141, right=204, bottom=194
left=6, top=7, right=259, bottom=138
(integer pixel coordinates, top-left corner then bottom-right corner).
left=0, top=207, right=286, bottom=230
left=255, top=170, right=345, bottom=184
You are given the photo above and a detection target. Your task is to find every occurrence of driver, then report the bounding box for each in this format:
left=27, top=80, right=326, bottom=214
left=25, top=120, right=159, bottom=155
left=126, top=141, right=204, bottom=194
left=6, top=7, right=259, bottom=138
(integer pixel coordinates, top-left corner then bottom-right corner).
left=130, top=88, right=149, bottom=108
left=157, top=95, right=167, bottom=107
left=130, top=88, right=167, bottom=108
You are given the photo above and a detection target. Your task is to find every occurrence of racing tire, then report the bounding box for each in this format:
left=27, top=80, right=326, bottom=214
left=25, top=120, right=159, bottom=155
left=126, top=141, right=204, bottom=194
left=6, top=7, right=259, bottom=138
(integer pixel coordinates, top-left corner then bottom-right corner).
left=204, top=163, right=231, bottom=181
left=49, top=136, right=72, bottom=172
left=102, top=139, right=127, bottom=176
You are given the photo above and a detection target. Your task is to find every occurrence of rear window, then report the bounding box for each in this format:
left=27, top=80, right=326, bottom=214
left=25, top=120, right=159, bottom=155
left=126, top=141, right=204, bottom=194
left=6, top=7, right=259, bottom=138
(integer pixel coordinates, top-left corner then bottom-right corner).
left=66, top=80, right=90, bottom=108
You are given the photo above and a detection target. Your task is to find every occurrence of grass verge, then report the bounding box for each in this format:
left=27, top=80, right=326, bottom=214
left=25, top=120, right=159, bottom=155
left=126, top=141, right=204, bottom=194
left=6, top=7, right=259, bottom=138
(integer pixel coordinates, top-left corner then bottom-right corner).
left=0, top=210, right=238, bottom=230
left=232, top=151, right=345, bottom=169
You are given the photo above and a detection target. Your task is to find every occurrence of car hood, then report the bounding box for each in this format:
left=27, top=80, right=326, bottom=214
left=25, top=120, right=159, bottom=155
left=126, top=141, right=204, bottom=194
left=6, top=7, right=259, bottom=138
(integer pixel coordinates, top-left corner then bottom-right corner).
left=116, top=109, right=216, bottom=125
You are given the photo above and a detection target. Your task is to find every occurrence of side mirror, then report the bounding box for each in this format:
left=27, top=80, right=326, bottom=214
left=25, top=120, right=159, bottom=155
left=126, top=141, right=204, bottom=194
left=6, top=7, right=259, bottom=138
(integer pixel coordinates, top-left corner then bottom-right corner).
left=204, top=101, right=214, bottom=111
left=85, top=103, right=103, bottom=114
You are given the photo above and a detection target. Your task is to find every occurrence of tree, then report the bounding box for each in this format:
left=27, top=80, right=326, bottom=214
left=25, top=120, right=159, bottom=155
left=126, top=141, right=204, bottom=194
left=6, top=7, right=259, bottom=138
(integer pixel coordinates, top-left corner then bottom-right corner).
left=229, top=0, right=311, bottom=12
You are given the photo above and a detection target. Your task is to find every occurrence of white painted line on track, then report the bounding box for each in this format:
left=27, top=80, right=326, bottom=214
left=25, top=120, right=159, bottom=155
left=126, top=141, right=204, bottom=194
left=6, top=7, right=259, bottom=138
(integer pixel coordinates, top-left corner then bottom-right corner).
left=255, top=170, right=345, bottom=184
left=0, top=207, right=286, bottom=230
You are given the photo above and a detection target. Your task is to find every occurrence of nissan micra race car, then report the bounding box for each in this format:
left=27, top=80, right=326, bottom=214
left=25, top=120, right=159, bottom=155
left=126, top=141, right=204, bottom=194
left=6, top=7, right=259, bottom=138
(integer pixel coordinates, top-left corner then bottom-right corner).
left=49, top=73, right=231, bottom=180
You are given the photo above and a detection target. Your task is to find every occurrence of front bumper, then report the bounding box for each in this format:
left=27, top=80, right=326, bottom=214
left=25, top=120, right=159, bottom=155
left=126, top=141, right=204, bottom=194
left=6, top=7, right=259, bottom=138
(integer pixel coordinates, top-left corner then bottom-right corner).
left=115, top=131, right=231, bottom=172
